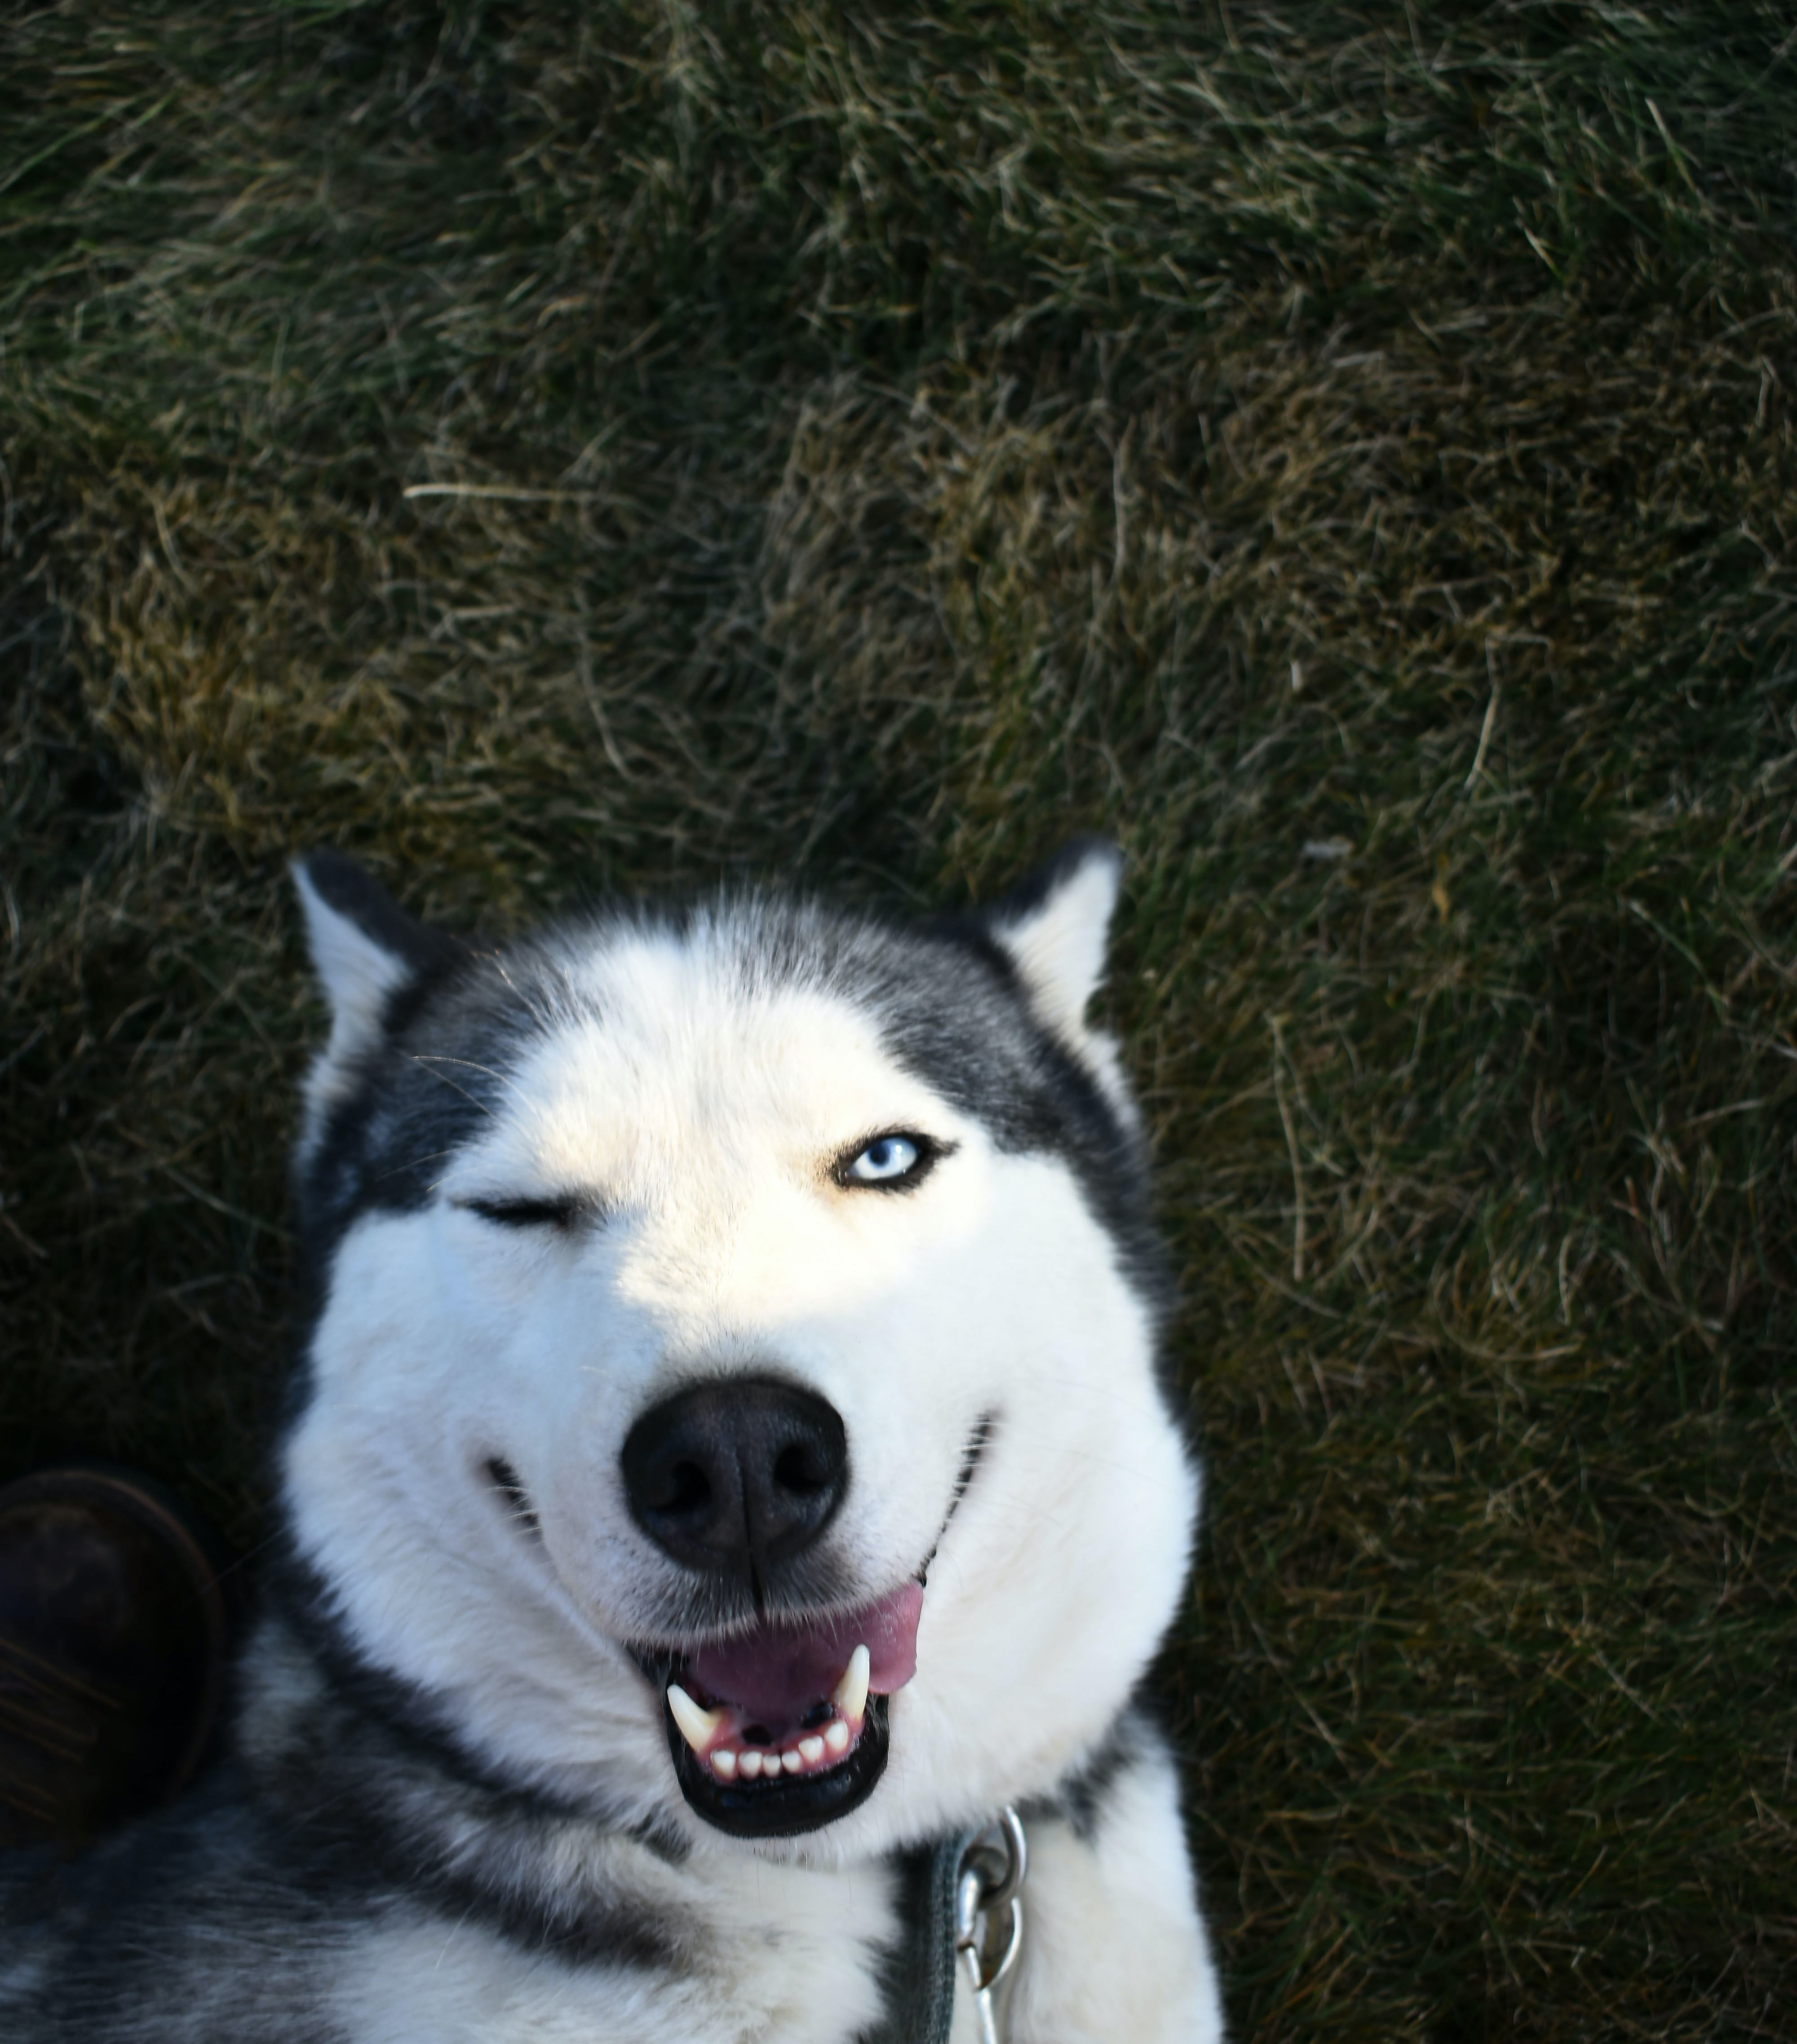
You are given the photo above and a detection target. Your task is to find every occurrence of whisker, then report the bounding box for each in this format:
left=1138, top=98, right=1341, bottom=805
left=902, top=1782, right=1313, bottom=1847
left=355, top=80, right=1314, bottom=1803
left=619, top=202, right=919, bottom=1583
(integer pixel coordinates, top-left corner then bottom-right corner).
left=370, top=1148, right=469, bottom=1189
left=411, top=1053, right=517, bottom=1087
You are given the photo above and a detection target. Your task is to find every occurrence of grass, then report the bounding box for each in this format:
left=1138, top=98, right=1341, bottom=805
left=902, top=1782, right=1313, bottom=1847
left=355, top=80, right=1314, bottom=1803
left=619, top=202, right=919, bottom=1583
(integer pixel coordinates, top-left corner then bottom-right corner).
left=4, top=2, right=1795, bottom=2035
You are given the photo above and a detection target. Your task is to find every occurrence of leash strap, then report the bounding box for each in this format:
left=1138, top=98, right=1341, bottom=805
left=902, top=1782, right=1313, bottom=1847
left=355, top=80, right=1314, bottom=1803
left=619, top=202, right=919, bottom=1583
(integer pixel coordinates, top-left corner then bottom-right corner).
left=870, top=1828, right=972, bottom=2044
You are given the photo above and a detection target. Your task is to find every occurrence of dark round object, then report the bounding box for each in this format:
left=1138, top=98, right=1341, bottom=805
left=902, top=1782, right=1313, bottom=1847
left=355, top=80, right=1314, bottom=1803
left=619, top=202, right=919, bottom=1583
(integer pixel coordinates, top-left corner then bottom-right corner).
left=0, top=1466, right=234, bottom=1850
left=621, top=1376, right=848, bottom=1576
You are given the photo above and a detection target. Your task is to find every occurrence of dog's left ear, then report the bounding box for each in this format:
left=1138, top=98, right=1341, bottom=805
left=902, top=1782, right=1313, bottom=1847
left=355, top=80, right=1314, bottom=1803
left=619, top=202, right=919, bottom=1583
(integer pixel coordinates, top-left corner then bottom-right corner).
left=983, top=838, right=1124, bottom=1041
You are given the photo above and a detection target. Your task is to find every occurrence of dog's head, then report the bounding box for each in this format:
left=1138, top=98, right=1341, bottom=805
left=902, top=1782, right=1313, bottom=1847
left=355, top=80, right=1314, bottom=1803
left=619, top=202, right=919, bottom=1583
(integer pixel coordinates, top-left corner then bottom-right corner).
left=280, top=849, right=1198, bottom=1860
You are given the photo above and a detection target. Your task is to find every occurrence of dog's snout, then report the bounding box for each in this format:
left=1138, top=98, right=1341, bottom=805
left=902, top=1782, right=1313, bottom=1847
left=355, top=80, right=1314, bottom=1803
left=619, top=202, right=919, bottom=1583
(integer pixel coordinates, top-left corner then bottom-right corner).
left=621, top=1377, right=848, bottom=1575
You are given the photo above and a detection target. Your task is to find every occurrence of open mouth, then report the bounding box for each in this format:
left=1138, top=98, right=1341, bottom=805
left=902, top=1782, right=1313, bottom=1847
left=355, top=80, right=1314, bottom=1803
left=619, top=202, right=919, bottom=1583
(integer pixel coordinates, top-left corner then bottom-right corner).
left=487, top=1413, right=993, bottom=1839
left=637, top=1580, right=923, bottom=1838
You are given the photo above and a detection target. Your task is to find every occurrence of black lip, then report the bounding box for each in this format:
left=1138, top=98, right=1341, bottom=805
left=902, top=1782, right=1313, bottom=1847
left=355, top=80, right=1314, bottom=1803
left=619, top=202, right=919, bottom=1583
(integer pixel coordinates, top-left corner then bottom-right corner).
left=662, top=1692, right=891, bottom=1839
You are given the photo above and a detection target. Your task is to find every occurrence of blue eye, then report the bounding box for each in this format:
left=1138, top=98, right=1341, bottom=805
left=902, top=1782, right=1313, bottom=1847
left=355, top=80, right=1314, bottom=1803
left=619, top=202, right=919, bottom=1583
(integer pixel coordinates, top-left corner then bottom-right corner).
left=842, top=1135, right=924, bottom=1186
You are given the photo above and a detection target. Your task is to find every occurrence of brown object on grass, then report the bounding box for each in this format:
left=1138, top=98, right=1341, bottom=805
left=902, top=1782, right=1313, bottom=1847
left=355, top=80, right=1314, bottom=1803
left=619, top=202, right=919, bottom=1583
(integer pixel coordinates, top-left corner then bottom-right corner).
left=0, top=1467, right=233, bottom=1850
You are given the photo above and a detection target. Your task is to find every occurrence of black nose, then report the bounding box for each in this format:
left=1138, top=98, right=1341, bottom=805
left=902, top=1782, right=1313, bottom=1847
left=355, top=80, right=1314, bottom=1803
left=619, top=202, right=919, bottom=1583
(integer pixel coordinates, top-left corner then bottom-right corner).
left=620, top=1377, right=848, bottom=1576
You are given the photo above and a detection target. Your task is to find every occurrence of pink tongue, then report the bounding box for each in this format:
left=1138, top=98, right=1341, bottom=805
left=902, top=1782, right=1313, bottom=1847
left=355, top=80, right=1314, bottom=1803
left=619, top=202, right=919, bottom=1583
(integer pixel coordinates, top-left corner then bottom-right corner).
left=686, top=1582, right=923, bottom=1722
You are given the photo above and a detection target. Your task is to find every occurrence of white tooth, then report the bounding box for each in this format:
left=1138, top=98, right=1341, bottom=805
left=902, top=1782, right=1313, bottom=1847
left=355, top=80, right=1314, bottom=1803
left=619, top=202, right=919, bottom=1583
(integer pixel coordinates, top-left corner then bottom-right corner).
left=830, top=1644, right=871, bottom=1724
left=824, top=1719, right=850, bottom=1755
left=798, top=1735, right=825, bottom=1765
left=739, top=1748, right=764, bottom=1779
left=667, top=1684, right=722, bottom=1755
left=782, top=1748, right=804, bottom=1774
left=711, top=1748, right=738, bottom=1781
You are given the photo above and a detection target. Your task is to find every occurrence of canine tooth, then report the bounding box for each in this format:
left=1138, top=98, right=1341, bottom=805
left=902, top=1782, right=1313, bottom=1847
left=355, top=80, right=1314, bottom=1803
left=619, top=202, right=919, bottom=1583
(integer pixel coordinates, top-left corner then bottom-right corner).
left=711, top=1748, right=738, bottom=1781
left=823, top=1718, right=850, bottom=1755
left=798, top=1735, right=825, bottom=1765
left=781, top=1748, right=804, bottom=1774
left=830, top=1643, right=871, bottom=1724
left=738, top=1748, right=764, bottom=1779
left=667, top=1684, right=723, bottom=1754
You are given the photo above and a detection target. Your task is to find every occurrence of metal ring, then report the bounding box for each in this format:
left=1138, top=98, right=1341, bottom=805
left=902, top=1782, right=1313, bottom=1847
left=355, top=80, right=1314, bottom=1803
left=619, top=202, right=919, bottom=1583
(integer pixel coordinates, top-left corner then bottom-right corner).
left=959, top=1805, right=1028, bottom=1916
left=958, top=1896, right=1024, bottom=1995
left=955, top=1868, right=984, bottom=1947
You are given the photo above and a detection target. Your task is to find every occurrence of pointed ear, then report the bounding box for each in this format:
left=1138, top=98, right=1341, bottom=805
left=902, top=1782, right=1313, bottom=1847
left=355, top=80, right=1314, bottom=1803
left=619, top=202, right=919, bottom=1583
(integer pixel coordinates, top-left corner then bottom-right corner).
left=292, top=851, right=445, bottom=1064
left=983, top=838, right=1124, bottom=1040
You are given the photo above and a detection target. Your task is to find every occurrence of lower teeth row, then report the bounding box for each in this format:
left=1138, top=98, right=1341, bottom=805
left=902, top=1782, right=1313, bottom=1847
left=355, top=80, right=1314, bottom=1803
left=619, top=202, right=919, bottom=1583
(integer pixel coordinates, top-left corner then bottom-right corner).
left=668, top=1645, right=871, bottom=1785
left=710, top=1718, right=853, bottom=1782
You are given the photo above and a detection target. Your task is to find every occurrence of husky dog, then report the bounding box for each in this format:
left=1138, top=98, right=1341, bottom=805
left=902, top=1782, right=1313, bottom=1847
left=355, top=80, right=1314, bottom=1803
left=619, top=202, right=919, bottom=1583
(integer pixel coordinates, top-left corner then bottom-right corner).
left=2, top=844, right=1222, bottom=2042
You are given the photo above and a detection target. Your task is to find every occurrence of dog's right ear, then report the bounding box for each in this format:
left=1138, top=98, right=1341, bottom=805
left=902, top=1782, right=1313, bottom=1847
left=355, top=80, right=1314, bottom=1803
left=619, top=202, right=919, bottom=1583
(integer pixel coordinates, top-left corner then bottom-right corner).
left=292, top=851, right=448, bottom=1066
left=981, top=838, right=1124, bottom=1043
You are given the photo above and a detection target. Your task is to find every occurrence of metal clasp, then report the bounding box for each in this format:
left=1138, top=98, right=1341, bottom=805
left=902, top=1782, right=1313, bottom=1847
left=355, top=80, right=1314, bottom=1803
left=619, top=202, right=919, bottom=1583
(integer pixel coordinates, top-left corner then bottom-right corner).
left=954, top=1807, right=1027, bottom=2044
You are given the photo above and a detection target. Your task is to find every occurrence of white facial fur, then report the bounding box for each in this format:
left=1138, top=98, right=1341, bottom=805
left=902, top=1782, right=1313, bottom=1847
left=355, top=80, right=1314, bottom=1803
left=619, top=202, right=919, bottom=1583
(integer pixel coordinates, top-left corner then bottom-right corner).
left=283, top=865, right=1199, bottom=1863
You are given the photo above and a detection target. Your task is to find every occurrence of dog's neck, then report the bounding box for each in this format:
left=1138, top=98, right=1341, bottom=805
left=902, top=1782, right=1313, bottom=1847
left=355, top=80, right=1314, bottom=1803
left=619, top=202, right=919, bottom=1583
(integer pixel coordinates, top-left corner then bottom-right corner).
left=230, top=1603, right=929, bottom=2018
